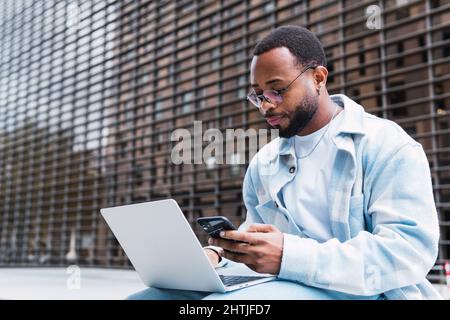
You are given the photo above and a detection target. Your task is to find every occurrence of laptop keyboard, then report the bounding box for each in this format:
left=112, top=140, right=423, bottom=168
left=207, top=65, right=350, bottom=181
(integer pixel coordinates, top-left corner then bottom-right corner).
left=219, top=275, right=268, bottom=287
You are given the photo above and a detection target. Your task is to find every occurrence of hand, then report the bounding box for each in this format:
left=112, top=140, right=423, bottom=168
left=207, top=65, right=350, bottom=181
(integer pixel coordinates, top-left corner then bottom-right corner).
left=208, top=224, right=284, bottom=275
left=204, top=248, right=223, bottom=267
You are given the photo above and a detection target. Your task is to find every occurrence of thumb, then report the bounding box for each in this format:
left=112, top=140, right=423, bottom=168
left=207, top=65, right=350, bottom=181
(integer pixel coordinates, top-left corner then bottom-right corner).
left=247, top=223, right=275, bottom=233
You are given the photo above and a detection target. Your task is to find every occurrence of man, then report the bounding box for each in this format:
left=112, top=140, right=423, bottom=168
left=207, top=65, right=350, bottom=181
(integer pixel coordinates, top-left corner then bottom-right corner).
left=128, top=25, right=441, bottom=299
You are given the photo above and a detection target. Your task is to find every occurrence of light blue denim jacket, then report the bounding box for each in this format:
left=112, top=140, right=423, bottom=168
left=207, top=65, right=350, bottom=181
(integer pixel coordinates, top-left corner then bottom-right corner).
left=233, top=94, right=441, bottom=299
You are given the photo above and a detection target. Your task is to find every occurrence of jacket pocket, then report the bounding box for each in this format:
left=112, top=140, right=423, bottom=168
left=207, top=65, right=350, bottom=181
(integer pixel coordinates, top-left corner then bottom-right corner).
left=255, top=200, right=291, bottom=233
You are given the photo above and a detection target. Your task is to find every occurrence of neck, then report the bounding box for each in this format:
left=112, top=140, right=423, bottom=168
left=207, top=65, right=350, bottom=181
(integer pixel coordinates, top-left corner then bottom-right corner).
left=297, top=92, right=342, bottom=136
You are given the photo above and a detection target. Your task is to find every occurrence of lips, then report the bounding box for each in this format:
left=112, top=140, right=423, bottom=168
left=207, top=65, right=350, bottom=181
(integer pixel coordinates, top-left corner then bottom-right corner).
left=266, top=115, right=284, bottom=126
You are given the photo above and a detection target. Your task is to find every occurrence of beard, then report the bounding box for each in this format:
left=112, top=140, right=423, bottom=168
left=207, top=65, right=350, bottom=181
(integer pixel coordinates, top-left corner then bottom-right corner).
left=266, top=91, right=319, bottom=138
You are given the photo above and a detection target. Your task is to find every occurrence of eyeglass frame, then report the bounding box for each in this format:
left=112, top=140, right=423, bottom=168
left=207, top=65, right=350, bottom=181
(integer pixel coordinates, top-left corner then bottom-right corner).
left=246, top=63, right=318, bottom=108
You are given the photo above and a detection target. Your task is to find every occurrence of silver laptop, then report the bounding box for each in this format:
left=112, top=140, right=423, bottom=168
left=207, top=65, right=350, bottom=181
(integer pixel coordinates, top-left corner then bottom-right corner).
left=100, top=199, right=276, bottom=292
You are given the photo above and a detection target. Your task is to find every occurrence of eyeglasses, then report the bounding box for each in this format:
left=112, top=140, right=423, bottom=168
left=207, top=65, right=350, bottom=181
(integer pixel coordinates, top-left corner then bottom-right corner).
left=246, top=64, right=317, bottom=109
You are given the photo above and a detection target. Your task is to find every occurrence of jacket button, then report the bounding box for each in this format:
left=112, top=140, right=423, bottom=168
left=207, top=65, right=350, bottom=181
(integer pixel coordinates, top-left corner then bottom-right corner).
left=289, top=167, right=295, bottom=173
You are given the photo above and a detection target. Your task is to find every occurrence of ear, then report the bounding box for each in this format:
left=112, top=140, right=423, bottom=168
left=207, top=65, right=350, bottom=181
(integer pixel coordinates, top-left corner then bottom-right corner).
left=313, top=66, right=328, bottom=90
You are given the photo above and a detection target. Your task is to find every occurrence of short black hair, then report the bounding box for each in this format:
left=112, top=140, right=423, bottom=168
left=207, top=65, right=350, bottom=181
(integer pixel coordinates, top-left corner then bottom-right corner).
left=253, top=25, right=327, bottom=69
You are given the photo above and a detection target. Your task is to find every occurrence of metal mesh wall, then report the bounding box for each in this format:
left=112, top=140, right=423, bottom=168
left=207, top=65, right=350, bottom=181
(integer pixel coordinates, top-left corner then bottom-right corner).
left=0, top=0, right=449, bottom=271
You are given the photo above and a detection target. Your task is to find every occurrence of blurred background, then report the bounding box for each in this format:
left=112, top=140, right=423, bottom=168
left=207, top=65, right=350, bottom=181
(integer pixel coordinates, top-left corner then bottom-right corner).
left=0, top=0, right=450, bottom=292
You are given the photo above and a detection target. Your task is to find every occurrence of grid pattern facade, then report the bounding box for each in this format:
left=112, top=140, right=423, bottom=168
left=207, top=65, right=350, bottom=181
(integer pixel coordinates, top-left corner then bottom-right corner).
left=1, top=0, right=450, bottom=271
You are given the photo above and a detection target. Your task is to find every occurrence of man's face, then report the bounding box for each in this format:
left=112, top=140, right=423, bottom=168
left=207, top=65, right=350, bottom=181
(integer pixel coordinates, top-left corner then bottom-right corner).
left=250, top=47, right=318, bottom=138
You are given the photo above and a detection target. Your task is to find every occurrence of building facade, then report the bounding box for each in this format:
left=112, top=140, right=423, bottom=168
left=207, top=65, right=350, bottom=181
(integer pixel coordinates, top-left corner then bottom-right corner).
left=0, top=0, right=449, bottom=274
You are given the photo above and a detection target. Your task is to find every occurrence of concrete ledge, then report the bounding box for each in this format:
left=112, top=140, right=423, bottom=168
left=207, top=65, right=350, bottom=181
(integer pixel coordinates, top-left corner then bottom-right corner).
left=0, top=267, right=146, bottom=300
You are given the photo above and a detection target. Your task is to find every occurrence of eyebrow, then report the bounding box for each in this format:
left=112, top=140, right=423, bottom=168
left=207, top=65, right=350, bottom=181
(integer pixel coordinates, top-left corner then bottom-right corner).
left=251, top=78, right=283, bottom=88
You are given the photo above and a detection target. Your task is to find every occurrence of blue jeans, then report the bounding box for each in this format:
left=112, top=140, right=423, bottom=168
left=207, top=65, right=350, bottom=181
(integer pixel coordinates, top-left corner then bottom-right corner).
left=126, top=280, right=381, bottom=300
left=126, top=263, right=382, bottom=300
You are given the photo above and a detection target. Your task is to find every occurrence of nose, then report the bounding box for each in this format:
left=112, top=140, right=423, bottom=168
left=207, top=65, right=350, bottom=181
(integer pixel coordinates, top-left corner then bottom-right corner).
left=259, top=99, right=275, bottom=116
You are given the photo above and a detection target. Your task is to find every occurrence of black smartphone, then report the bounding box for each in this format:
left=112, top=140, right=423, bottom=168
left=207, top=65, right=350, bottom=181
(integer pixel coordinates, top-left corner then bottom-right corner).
left=196, top=216, right=237, bottom=239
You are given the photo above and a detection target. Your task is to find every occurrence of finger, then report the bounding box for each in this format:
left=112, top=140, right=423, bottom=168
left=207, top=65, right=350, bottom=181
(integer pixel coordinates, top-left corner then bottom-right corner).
left=221, top=250, right=251, bottom=264
left=246, top=264, right=257, bottom=272
left=219, top=230, right=259, bottom=244
left=210, top=238, right=251, bottom=254
left=246, top=223, right=275, bottom=233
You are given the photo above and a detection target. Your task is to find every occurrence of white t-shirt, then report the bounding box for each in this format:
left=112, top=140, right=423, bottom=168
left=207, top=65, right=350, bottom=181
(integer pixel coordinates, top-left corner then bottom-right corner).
left=281, top=104, right=345, bottom=243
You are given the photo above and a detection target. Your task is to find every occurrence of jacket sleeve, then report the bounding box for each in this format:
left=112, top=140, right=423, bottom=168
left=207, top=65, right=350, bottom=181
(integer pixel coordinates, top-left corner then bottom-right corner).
left=277, top=143, right=440, bottom=296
